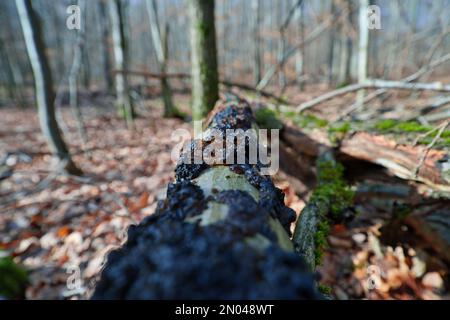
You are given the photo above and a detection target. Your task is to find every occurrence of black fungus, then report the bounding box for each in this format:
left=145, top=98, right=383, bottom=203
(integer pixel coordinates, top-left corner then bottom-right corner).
left=93, top=101, right=318, bottom=299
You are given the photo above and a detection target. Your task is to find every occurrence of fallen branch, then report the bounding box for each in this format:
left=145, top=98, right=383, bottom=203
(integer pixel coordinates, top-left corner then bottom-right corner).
left=281, top=124, right=450, bottom=192
left=296, top=53, right=450, bottom=113
left=296, top=78, right=450, bottom=113
left=413, top=120, right=450, bottom=179
left=292, top=150, right=354, bottom=271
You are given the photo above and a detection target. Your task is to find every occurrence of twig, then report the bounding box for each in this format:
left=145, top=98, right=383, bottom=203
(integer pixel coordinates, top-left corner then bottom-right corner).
left=413, top=120, right=449, bottom=179
left=338, top=53, right=450, bottom=120
left=412, top=124, right=442, bottom=146
left=295, top=77, right=450, bottom=113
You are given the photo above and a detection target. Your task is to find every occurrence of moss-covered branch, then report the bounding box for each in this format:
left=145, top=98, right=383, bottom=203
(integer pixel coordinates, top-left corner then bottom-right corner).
left=292, top=151, right=354, bottom=271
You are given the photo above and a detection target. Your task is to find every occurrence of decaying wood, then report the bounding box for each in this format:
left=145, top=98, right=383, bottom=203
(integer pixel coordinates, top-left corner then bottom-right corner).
left=93, top=99, right=319, bottom=299
left=292, top=149, right=340, bottom=271
left=296, top=53, right=450, bottom=113
left=282, top=124, right=450, bottom=192
left=296, top=79, right=450, bottom=112
left=405, top=204, right=450, bottom=264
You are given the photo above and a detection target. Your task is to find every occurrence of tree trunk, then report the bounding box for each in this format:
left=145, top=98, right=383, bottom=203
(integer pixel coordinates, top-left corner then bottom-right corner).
left=282, top=123, right=450, bottom=192
left=357, top=0, right=369, bottom=103
left=146, top=0, right=177, bottom=117
left=0, top=37, right=26, bottom=108
left=15, top=0, right=81, bottom=175
left=338, top=0, right=353, bottom=85
left=92, top=99, right=320, bottom=299
left=97, top=0, right=113, bottom=93
left=109, top=0, right=134, bottom=129
left=188, top=0, right=219, bottom=120
left=251, top=0, right=262, bottom=86
left=327, top=0, right=337, bottom=87
left=69, top=0, right=88, bottom=152
left=295, top=1, right=305, bottom=90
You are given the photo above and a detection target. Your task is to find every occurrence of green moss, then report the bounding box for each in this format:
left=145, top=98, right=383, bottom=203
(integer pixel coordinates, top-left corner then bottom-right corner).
left=310, top=158, right=354, bottom=267
left=318, top=284, right=332, bottom=295
left=312, top=159, right=355, bottom=220
left=0, top=253, right=28, bottom=299
left=397, top=122, right=431, bottom=133
left=283, top=110, right=297, bottom=118
left=336, top=81, right=351, bottom=89
left=328, top=122, right=351, bottom=145
left=375, top=119, right=431, bottom=133
left=374, top=119, right=398, bottom=131
left=254, top=108, right=283, bottom=129
left=283, top=111, right=328, bottom=129
left=314, top=220, right=330, bottom=266
left=374, top=120, right=450, bottom=148
left=330, top=122, right=351, bottom=134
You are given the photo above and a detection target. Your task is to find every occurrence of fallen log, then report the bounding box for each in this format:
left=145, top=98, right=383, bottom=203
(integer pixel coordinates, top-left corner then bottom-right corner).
left=282, top=124, right=450, bottom=192
left=296, top=77, right=450, bottom=113
left=292, top=150, right=354, bottom=271
left=92, top=99, right=320, bottom=299
left=378, top=200, right=450, bottom=265
left=404, top=203, right=450, bottom=264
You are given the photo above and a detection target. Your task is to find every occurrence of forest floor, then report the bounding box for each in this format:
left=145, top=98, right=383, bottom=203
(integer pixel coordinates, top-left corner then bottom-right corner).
left=0, top=88, right=448, bottom=300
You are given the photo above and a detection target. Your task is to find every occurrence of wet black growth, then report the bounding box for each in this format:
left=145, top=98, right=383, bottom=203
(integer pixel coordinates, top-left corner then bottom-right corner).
left=93, top=100, right=318, bottom=299
left=229, top=164, right=296, bottom=235
left=175, top=139, right=210, bottom=181
left=208, top=100, right=254, bottom=131
left=93, top=181, right=318, bottom=299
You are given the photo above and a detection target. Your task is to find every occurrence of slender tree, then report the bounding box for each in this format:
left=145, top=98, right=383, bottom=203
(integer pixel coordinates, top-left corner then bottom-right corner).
left=68, top=0, right=88, bottom=152
left=357, top=0, right=369, bottom=103
left=338, top=0, right=354, bottom=86
left=251, top=0, right=262, bottom=86
left=98, top=0, right=113, bottom=93
left=327, top=0, right=337, bottom=86
left=188, top=0, right=219, bottom=120
left=15, top=0, right=81, bottom=175
left=146, top=0, right=178, bottom=117
left=109, top=0, right=134, bottom=128
left=295, top=1, right=305, bottom=90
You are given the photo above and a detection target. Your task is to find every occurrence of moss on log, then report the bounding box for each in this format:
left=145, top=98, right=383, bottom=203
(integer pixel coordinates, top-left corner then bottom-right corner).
left=292, top=151, right=354, bottom=271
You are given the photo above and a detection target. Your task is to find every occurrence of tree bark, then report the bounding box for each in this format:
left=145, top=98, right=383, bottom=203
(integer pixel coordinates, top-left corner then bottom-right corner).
left=327, top=0, right=337, bottom=87
left=109, top=0, right=134, bottom=129
left=98, top=0, right=113, bottom=93
left=15, top=0, right=81, bottom=175
left=357, top=0, right=369, bottom=103
left=251, top=0, right=262, bottom=86
left=295, top=1, right=305, bottom=90
left=69, top=0, right=88, bottom=153
left=338, top=0, right=353, bottom=85
left=282, top=124, right=450, bottom=192
left=0, top=37, right=26, bottom=108
left=188, top=0, right=219, bottom=120
left=146, top=0, right=177, bottom=117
